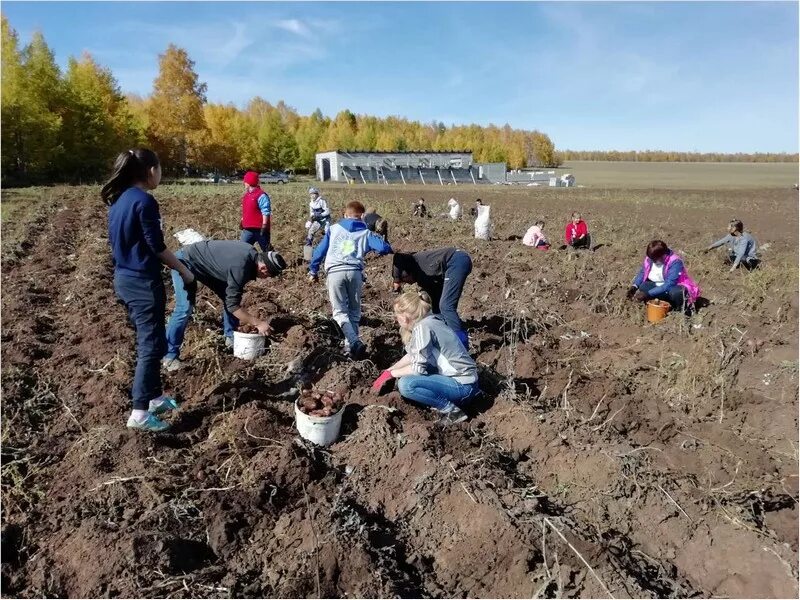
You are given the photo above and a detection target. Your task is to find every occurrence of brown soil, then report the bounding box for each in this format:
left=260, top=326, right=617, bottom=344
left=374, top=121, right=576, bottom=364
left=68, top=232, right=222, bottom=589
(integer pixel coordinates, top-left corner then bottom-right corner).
left=1, top=185, right=797, bottom=598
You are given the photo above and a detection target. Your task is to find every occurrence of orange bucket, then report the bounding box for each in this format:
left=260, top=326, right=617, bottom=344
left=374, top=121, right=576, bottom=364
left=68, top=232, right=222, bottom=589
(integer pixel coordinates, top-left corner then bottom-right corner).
left=646, top=299, right=671, bottom=323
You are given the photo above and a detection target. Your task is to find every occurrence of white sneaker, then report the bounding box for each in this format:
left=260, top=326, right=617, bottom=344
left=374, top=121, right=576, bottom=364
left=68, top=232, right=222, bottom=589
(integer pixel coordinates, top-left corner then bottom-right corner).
left=436, top=405, right=468, bottom=427
left=161, top=357, right=184, bottom=372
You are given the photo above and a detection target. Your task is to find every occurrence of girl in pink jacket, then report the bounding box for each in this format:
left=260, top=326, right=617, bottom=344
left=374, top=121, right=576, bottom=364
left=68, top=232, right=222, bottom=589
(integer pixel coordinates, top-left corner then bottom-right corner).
left=523, top=221, right=550, bottom=249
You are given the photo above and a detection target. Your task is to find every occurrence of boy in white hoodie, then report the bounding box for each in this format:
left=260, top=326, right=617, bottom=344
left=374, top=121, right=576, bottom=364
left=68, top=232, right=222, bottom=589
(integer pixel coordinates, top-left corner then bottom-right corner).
left=309, top=201, right=393, bottom=358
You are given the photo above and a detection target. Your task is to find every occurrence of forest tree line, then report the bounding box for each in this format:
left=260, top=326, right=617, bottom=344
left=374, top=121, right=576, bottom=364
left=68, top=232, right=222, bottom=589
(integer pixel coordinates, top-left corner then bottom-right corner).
left=2, top=16, right=795, bottom=186
left=559, top=150, right=797, bottom=163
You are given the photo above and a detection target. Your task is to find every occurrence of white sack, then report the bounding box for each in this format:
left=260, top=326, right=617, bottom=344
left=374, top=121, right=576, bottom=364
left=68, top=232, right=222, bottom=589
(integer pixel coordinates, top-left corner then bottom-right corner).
left=173, top=228, right=207, bottom=245
left=474, top=205, right=491, bottom=240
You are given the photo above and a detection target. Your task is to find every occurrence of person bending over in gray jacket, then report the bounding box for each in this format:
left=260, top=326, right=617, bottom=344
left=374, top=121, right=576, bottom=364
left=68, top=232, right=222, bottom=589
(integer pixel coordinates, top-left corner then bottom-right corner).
left=163, top=241, right=287, bottom=371
left=705, top=219, right=759, bottom=272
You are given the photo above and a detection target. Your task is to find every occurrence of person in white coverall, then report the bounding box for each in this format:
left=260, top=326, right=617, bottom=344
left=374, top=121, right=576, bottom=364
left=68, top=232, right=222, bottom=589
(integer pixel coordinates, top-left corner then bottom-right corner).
left=305, top=187, right=331, bottom=246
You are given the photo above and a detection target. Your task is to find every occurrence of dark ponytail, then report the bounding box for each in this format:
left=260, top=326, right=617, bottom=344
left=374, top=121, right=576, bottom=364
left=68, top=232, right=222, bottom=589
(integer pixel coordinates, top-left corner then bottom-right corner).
left=100, top=148, right=160, bottom=206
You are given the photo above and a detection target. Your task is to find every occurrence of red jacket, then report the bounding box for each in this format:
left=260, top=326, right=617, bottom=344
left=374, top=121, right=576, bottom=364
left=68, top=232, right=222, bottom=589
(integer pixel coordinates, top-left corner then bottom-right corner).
left=564, top=220, right=588, bottom=244
left=241, top=187, right=268, bottom=229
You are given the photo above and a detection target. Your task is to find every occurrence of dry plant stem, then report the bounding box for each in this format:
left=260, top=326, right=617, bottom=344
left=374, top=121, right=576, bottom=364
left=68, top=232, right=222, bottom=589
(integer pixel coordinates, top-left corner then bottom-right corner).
left=762, top=545, right=799, bottom=583
left=185, top=485, right=237, bottom=493
left=541, top=520, right=551, bottom=579
left=243, top=414, right=285, bottom=445
left=61, top=399, right=84, bottom=432
left=561, top=369, right=573, bottom=414
left=303, top=482, right=322, bottom=599
left=710, top=460, right=742, bottom=492
left=532, top=577, right=553, bottom=599
left=580, top=393, right=607, bottom=424
left=543, top=517, right=615, bottom=599
left=656, top=483, right=693, bottom=522
left=615, top=446, right=662, bottom=457
left=591, top=403, right=627, bottom=432
left=85, top=357, right=117, bottom=373
left=362, top=404, right=397, bottom=413
left=89, top=475, right=145, bottom=492
left=449, top=462, right=478, bottom=504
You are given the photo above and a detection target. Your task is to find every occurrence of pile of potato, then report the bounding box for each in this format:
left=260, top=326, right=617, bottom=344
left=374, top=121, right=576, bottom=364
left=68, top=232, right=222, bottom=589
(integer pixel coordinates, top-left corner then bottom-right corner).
left=238, top=324, right=260, bottom=334
left=298, top=388, right=344, bottom=417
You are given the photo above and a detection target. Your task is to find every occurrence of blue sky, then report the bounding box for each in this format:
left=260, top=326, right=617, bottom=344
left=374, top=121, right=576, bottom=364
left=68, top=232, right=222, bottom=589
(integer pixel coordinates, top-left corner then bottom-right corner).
left=3, top=1, right=798, bottom=153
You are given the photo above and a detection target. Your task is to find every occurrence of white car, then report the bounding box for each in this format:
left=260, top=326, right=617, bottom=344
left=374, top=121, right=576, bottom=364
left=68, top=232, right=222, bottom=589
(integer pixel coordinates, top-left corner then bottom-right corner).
left=259, top=171, right=290, bottom=184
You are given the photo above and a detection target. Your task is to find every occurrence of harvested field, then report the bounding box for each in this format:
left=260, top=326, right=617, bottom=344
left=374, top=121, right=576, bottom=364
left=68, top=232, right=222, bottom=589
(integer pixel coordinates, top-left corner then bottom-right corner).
left=548, top=160, right=799, bottom=189
left=1, top=182, right=797, bottom=598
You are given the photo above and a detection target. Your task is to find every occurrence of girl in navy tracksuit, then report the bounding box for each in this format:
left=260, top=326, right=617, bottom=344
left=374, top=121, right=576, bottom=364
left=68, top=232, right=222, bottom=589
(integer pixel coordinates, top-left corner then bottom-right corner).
left=102, top=149, right=196, bottom=432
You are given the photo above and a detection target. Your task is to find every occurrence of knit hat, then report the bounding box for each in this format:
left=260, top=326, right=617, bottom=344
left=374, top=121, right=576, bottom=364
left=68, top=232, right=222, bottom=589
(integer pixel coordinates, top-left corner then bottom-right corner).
left=259, top=250, right=287, bottom=276
left=243, top=171, right=259, bottom=186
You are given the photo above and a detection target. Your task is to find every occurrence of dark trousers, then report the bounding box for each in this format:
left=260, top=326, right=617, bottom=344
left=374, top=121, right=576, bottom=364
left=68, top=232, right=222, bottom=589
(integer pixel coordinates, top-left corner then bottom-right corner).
left=435, top=251, right=472, bottom=336
left=570, top=234, right=592, bottom=249
left=240, top=228, right=270, bottom=252
left=728, top=253, right=760, bottom=270
left=114, top=273, right=167, bottom=410
left=638, top=281, right=687, bottom=311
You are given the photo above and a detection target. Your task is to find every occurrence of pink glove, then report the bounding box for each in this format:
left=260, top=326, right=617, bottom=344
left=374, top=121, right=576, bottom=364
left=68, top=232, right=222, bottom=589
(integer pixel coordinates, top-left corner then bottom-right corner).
left=371, top=370, right=395, bottom=394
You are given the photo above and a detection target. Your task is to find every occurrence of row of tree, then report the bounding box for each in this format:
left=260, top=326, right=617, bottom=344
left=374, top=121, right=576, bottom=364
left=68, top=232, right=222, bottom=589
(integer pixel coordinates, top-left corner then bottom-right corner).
left=559, top=149, right=798, bottom=163
left=2, top=16, right=795, bottom=185
left=0, top=17, right=560, bottom=184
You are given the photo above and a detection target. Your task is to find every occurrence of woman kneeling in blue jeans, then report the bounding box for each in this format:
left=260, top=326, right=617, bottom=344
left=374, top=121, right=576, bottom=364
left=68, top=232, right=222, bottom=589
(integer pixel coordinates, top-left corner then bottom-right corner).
left=371, top=290, right=480, bottom=426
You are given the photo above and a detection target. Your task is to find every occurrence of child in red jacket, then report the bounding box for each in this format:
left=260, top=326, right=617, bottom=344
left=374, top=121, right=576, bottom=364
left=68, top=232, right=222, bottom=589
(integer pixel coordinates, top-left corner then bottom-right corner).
left=564, top=212, right=591, bottom=249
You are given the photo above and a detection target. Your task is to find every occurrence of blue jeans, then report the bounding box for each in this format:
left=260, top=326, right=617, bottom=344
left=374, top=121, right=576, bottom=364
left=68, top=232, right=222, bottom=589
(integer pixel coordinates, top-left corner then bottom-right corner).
left=165, top=251, right=239, bottom=359
left=436, top=250, right=472, bottom=344
left=397, top=375, right=479, bottom=411
left=638, top=281, right=687, bottom=311
left=240, top=228, right=270, bottom=252
left=114, top=273, right=166, bottom=410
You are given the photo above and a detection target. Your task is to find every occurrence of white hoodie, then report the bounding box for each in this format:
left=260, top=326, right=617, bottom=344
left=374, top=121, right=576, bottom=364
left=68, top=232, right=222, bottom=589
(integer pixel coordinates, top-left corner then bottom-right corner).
left=447, top=198, right=461, bottom=220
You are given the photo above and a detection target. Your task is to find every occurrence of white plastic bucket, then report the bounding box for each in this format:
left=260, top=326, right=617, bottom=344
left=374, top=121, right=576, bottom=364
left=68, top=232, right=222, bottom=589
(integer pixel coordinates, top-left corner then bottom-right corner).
left=232, top=331, right=265, bottom=360
left=294, top=399, right=344, bottom=447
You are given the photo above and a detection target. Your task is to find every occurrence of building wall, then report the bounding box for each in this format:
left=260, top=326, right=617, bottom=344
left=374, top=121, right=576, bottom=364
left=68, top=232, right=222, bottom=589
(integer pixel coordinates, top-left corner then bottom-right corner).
left=337, top=152, right=472, bottom=169
left=474, top=162, right=507, bottom=183
left=315, top=151, right=340, bottom=182
left=316, top=152, right=473, bottom=181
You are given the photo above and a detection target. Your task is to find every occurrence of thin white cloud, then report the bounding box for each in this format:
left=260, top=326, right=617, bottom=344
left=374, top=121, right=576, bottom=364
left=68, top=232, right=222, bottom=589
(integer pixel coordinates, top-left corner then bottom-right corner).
left=215, top=22, right=254, bottom=66
left=271, top=18, right=343, bottom=39
left=274, top=19, right=312, bottom=38
left=110, top=20, right=256, bottom=68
